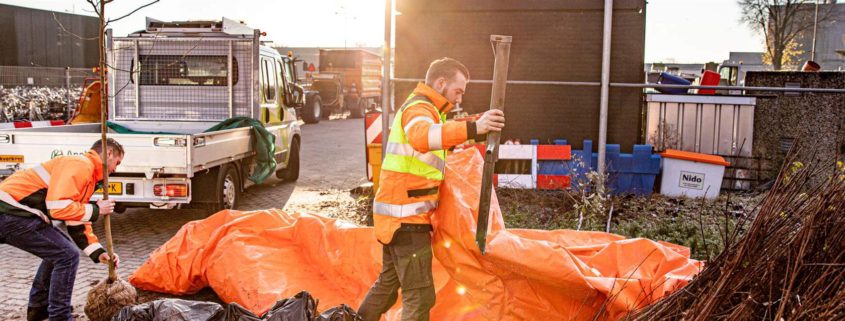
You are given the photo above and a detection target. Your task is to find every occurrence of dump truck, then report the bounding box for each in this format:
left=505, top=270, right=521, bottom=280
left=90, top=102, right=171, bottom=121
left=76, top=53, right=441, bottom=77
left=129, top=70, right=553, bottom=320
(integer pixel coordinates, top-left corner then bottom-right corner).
left=309, top=49, right=382, bottom=119
left=0, top=17, right=302, bottom=212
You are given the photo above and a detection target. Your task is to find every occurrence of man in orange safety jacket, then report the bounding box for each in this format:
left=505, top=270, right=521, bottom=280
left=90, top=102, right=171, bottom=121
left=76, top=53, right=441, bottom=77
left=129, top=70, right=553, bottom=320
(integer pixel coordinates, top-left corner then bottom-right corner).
left=0, top=138, right=123, bottom=321
left=358, top=58, right=505, bottom=321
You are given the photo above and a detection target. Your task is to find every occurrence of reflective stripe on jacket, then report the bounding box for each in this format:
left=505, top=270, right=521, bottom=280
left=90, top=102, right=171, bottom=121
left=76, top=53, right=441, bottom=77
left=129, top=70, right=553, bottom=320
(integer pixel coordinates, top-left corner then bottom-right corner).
left=0, top=150, right=106, bottom=262
left=373, top=82, right=473, bottom=244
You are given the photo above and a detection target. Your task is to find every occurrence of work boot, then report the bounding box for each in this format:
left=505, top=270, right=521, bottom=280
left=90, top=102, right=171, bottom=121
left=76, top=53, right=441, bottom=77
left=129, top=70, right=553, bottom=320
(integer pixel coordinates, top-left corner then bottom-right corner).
left=26, top=306, right=49, bottom=321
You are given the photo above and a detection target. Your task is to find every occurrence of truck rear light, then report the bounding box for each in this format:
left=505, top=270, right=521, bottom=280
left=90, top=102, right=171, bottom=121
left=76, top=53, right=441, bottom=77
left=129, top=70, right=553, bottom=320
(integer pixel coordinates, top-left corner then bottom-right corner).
left=154, top=137, right=187, bottom=147
left=126, top=183, right=135, bottom=195
left=154, top=184, right=188, bottom=197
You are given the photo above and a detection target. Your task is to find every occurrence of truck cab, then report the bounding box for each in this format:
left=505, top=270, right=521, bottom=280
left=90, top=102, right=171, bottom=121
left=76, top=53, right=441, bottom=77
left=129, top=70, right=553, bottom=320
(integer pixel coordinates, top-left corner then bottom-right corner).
left=281, top=53, right=323, bottom=124
left=718, top=64, right=741, bottom=87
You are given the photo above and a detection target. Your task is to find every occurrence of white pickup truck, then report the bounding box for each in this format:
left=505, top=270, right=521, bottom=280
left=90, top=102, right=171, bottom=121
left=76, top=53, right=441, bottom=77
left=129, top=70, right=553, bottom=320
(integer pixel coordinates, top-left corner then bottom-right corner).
left=0, top=18, right=302, bottom=212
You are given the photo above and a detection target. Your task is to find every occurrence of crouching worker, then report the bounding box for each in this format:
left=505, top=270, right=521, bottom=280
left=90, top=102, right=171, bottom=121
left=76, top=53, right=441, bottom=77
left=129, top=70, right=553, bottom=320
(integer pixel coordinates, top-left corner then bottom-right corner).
left=0, top=138, right=124, bottom=321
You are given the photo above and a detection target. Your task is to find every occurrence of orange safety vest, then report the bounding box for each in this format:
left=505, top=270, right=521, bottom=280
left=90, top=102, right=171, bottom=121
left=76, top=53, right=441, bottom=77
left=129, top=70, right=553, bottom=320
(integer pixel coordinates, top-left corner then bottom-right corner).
left=373, top=83, right=471, bottom=244
left=0, top=150, right=106, bottom=260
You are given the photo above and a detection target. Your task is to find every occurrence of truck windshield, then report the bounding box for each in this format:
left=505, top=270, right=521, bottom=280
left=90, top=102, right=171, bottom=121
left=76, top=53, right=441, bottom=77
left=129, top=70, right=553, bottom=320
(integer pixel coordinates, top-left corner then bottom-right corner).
left=718, top=66, right=737, bottom=86
left=136, top=55, right=238, bottom=86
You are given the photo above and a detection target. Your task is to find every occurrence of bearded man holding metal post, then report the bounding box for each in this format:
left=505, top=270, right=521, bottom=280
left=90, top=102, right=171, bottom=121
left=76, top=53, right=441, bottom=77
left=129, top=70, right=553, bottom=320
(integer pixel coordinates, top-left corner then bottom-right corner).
left=0, top=138, right=122, bottom=321
left=358, top=57, right=505, bottom=321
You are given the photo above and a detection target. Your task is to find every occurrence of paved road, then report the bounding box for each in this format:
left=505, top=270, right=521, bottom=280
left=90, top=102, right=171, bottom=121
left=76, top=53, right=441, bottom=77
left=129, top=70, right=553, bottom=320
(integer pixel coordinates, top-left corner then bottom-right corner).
left=0, top=118, right=369, bottom=320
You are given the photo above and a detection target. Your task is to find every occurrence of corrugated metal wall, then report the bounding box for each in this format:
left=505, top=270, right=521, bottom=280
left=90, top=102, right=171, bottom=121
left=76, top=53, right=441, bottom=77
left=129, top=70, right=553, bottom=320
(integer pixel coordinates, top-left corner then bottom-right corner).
left=394, top=0, right=647, bottom=150
left=0, top=4, right=98, bottom=68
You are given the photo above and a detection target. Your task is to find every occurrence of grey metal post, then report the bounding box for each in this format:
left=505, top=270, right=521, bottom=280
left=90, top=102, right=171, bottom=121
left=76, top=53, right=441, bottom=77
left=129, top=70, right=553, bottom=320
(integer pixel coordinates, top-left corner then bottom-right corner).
left=65, top=67, right=72, bottom=120
left=812, top=0, right=819, bottom=61
left=134, top=39, right=140, bottom=118
left=597, top=0, right=614, bottom=178
left=381, top=0, right=392, bottom=159
left=392, top=77, right=845, bottom=93
left=252, top=30, right=260, bottom=119
left=228, top=40, right=234, bottom=118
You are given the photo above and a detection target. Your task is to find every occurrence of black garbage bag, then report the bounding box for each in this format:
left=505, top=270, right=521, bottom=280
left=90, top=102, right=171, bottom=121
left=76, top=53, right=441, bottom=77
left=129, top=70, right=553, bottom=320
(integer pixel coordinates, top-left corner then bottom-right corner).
left=111, top=298, right=225, bottom=321
left=222, top=302, right=262, bottom=321
left=263, top=291, right=318, bottom=321
left=113, top=291, right=360, bottom=321
left=317, top=304, right=362, bottom=321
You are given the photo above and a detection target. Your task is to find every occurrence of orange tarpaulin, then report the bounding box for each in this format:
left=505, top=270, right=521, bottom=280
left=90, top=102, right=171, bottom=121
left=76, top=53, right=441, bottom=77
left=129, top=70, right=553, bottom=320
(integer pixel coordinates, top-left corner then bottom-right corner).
left=129, top=149, right=701, bottom=320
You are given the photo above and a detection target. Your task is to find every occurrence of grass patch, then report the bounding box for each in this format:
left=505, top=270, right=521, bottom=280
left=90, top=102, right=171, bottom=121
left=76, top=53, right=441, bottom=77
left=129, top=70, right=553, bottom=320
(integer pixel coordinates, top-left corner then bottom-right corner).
left=497, top=189, right=760, bottom=260
left=352, top=186, right=761, bottom=261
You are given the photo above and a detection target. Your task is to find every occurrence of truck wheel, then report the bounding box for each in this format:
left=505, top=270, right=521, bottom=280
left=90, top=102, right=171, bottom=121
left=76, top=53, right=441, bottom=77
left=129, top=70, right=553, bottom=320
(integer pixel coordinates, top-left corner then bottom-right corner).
left=209, top=164, right=240, bottom=213
left=321, top=104, right=334, bottom=120
left=276, top=138, right=300, bottom=182
left=349, top=98, right=365, bottom=119
left=302, top=95, right=322, bottom=124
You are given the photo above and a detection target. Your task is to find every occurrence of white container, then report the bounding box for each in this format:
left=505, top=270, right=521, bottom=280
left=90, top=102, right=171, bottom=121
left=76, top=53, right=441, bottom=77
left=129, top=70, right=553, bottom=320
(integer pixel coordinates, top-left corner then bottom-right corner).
left=660, top=149, right=730, bottom=199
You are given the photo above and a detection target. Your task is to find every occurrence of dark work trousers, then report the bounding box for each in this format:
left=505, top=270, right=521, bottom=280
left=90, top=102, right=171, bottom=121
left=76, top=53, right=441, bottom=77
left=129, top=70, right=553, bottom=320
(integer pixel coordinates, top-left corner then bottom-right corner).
left=358, top=230, right=436, bottom=321
left=0, top=214, right=79, bottom=321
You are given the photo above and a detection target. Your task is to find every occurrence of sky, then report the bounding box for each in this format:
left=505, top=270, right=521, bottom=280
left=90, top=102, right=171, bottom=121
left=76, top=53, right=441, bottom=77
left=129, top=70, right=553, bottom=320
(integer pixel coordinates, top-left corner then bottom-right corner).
left=1, top=0, right=765, bottom=63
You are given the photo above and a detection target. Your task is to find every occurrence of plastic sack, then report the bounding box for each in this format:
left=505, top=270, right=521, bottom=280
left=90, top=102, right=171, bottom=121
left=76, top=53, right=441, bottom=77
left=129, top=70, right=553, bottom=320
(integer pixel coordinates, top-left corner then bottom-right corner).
left=112, top=291, right=331, bottom=321
left=130, top=149, right=701, bottom=320
left=263, top=291, right=318, bottom=321
left=317, top=305, right=362, bottom=321
left=111, top=299, right=224, bottom=321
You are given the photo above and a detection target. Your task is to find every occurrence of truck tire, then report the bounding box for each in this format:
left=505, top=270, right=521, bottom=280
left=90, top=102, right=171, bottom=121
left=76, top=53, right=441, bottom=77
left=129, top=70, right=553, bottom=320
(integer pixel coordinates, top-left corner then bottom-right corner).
left=321, top=104, right=333, bottom=120
left=349, top=98, right=365, bottom=119
left=301, top=95, right=322, bottom=124
left=276, top=137, right=300, bottom=182
left=209, top=164, right=240, bottom=213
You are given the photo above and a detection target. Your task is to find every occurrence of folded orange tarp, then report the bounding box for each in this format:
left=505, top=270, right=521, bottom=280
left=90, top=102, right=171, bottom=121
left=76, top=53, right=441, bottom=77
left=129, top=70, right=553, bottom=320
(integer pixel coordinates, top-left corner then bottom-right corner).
left=130, top=149, right=701, bottom=320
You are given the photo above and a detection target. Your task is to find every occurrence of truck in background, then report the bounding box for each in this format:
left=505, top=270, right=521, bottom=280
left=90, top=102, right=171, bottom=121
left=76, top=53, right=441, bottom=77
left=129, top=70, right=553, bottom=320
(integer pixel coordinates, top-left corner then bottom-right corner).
left=717, top=52, right=771, bottom=92
left=307, top=49, right=383, bottom=120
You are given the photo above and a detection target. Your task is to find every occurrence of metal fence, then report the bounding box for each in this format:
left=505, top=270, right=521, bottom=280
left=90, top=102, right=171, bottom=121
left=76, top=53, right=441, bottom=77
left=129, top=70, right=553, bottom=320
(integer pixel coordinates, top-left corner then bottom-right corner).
left=0, top=66, right=95, bottom=122
left=0, top=66, right=95, bottom=87
left=111, top=37, right=257, bottom=122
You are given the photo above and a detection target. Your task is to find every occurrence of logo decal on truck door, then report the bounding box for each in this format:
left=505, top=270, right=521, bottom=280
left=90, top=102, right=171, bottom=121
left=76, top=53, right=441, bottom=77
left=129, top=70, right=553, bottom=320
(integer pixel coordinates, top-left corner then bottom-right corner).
left=679, top=171, right=705, bottom=190
left=51, top=150, right=86, bottom=159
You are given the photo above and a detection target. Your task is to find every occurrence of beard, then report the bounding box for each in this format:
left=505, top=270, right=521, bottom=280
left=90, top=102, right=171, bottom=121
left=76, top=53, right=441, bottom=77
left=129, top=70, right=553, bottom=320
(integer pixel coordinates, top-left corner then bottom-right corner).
left=436, top=85, right=448, bottom=98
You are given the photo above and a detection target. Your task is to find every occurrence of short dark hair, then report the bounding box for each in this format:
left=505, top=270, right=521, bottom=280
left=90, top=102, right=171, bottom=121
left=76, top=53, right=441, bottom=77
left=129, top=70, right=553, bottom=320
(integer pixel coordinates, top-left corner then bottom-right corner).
left=425, top=57, right=470, bottom=85
left=90, top=138, right=124, bottom=156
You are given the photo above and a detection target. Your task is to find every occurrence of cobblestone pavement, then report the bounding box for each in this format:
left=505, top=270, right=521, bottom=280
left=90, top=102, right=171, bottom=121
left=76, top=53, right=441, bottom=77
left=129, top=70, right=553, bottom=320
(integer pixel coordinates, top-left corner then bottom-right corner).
left=0, top=118, right=369, bottom=320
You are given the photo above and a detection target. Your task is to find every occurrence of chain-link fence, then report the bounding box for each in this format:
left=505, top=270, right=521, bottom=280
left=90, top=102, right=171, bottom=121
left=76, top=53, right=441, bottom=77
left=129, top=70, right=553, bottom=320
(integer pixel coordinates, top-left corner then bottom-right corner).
left=0, top=66, right=96, bottom=122
left=0, top=66, right=94, bottom=87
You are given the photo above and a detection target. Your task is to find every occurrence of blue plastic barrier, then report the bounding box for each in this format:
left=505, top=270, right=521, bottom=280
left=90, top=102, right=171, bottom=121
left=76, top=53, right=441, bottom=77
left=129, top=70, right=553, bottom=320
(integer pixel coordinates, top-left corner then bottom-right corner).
left=532, top=140, right=660, bottom=195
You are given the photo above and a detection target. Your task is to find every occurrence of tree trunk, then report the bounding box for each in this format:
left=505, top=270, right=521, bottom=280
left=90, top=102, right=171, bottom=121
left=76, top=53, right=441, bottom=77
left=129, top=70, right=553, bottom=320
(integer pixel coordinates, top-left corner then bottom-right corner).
left=772, top=42, right=785, bottom=71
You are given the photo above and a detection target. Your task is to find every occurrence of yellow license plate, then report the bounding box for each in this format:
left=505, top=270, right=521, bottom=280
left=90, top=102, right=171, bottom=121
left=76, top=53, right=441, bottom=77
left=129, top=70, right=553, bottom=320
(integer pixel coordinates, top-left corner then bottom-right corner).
left=0, top=155, right=24, bottom=163
left=95, top=182, right=123, bottom=195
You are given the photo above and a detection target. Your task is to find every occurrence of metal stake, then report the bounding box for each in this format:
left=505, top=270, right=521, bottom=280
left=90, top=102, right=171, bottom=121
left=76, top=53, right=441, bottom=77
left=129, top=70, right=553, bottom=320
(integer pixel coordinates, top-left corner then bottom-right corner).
left=476, top=35, right=512, bottom=255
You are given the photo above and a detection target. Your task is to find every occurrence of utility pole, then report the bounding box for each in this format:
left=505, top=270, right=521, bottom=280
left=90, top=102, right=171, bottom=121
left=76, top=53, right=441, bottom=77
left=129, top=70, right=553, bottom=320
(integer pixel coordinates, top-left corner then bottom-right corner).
left=812, top=0, right=820, bottom=61
left=381, top=0, right=392, bottom=159
left=597, top=0, right=614, bottom=181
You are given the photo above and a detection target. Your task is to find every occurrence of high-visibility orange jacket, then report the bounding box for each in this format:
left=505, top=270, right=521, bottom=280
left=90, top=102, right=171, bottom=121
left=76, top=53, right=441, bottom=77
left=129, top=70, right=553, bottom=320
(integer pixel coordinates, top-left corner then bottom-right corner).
left=0, top=150, right=106, bottom=262
left=373, top=83, right=481, bottom=244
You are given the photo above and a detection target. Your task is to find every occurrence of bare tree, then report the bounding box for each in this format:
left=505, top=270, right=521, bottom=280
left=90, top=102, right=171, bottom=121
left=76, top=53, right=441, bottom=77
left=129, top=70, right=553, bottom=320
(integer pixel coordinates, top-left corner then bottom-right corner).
left=739, top=0, right=838, bottom=70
